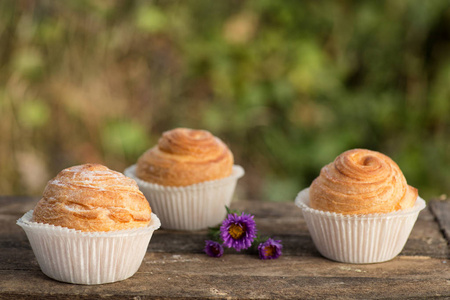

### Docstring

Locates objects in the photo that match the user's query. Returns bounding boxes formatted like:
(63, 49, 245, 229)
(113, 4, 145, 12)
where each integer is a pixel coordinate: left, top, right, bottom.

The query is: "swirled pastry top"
(136, 128, 233, 186)
(32, 164, 152, 232)
(309, 149, 418, 215)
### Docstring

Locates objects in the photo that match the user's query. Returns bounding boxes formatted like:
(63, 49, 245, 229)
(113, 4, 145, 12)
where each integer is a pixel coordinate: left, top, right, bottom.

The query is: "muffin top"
(32, 164, 152, 232)
(309, 149, 417, 214)
(136, 128, 233, 186)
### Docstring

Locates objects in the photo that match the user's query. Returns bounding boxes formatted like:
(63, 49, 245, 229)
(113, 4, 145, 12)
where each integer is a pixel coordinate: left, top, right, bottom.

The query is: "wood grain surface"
(1, 196, 449, 299)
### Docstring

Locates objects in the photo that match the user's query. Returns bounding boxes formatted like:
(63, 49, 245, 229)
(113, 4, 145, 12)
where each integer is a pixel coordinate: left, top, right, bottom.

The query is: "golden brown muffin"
(32, 164, 152, 232)
(309, 149, 417, 214)
(136, 128, 233, 186)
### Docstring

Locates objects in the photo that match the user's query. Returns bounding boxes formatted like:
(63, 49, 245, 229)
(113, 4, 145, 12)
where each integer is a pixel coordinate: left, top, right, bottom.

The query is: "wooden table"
(1, 196, 449, 299)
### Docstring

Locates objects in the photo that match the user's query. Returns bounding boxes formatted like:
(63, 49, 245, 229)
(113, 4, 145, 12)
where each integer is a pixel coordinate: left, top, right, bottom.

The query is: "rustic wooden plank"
(1, 196, 449, 299)
(0, 254, 448, 299)
(0, 196, 39, 215)
(430, 200, 450, 244)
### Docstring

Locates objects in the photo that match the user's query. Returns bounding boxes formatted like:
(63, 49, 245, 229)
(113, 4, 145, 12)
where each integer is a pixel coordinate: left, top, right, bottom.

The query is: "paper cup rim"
(295, 187, 426, 219)
(17, 210, 161, 237)
(124, 164, 245, 192)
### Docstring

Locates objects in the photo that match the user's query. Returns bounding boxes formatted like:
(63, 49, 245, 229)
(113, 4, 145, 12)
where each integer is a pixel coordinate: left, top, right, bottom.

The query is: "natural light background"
(1, 1, 449, 201)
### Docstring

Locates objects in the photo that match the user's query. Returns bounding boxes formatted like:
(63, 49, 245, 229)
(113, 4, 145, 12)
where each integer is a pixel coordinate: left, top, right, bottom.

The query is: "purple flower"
(220, 213, 257, 251)
(204, 240, 224, 257)
(258, 238, 282, 260)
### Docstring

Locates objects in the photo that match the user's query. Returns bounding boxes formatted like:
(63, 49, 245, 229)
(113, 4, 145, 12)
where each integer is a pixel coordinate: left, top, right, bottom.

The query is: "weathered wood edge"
(1, 255, 449, 300)
(429, 200, 450, 245)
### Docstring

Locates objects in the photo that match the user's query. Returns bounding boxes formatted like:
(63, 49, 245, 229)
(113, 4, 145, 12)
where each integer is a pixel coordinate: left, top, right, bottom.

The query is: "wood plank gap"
(429, 200, 450, 247)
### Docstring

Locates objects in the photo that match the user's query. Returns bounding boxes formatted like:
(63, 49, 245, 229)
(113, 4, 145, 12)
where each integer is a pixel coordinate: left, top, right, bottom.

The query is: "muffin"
(136, 127, 234, 186)
(125, 128, 244, 230)
(17, 164, 161, 284)
(295, 149, 426, 263)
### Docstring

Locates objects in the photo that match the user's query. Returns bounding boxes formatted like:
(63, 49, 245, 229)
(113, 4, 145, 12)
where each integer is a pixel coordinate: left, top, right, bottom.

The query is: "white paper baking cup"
(295, 188, 426, 264)
(124, 165, 244, 230)
(17, 210, 160, 284)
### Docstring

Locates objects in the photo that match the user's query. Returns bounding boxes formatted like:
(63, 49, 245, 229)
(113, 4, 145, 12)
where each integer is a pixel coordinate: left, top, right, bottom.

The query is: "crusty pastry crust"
(32, 164, 152, 232)
(310, 149, 418, 214)
(136, 128, 233, 186)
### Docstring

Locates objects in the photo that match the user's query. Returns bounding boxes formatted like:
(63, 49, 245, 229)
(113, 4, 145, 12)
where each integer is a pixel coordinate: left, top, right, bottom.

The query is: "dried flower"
(204, 240, 224, 258)
(220, 212, 257, 251)
(258, 238, 282, 260)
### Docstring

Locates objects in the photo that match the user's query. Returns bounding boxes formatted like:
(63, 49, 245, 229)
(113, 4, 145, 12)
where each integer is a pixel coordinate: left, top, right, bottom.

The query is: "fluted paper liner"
(125, 165, 244, 230)
(17, 211, 160, 284)
(295, 188, 426, 264)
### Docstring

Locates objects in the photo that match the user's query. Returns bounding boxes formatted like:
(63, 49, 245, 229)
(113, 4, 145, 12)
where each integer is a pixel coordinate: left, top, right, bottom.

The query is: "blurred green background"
(0, 0, 449, 201)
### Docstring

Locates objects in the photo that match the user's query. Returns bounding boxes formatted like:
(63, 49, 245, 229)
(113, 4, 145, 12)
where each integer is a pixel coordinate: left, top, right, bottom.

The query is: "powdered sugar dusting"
(49, 164, 140, 192)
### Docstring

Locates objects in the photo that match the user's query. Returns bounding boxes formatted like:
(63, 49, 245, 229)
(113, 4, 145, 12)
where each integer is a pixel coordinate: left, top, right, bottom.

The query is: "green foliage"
(101, 120, 150, 159)
(135, 4, 167, 33)
(0, 0, 449, 200)
(18, 99, 50, 129)
(12, 49, 44, 80)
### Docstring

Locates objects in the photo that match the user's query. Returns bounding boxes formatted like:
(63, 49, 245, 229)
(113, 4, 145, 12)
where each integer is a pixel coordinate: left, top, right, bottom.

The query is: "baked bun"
(136, 128, 233, 186)
(32, 164, 152, 232)
(309, 149, 417, 214)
